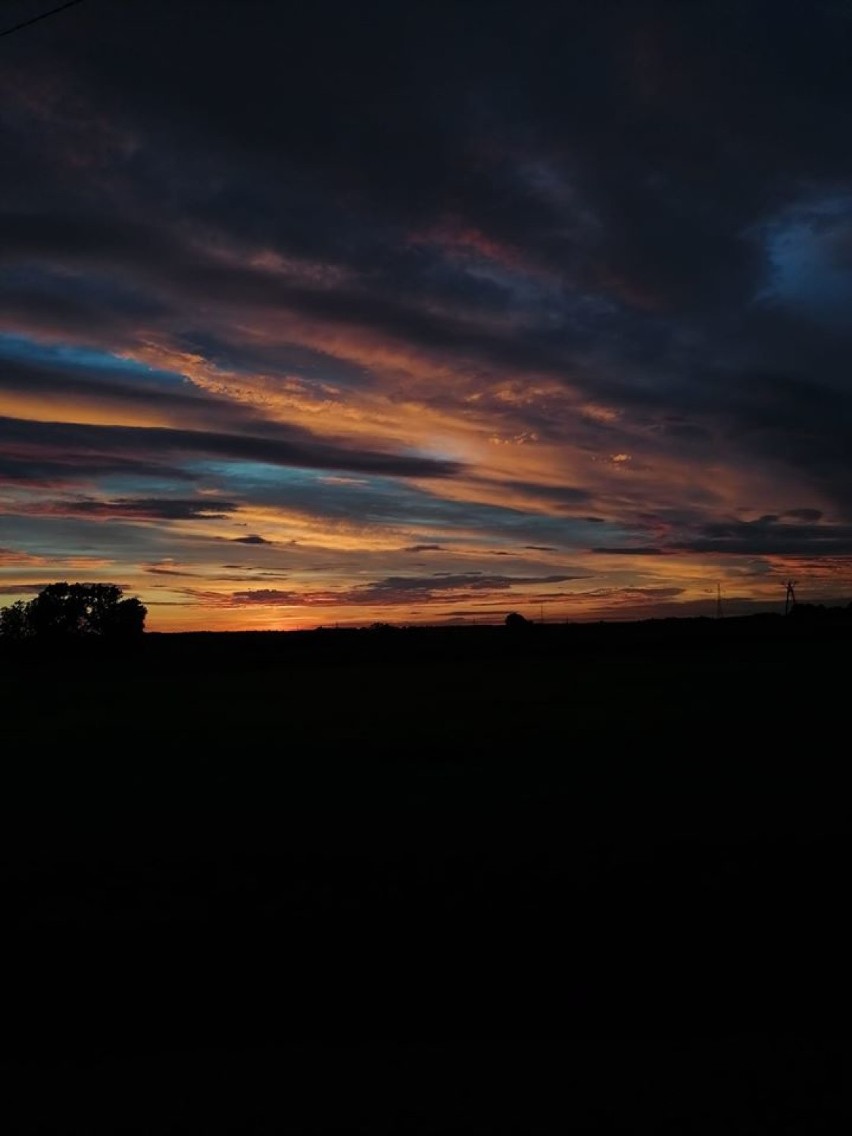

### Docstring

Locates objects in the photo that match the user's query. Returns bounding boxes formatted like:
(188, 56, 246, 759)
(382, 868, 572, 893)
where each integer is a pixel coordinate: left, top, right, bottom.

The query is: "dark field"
(2, 616, 849, 1130)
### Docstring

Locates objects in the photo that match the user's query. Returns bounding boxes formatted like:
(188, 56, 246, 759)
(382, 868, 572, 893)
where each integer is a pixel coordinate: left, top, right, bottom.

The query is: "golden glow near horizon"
(2, 313, 848, 630)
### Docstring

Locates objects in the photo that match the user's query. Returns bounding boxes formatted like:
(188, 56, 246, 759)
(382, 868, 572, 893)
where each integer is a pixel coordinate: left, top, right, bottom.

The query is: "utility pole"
(785, 580, 797, 616)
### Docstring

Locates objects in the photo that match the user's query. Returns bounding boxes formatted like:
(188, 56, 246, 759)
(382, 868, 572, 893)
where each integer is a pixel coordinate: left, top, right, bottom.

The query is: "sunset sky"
(2, 0, 852, 630)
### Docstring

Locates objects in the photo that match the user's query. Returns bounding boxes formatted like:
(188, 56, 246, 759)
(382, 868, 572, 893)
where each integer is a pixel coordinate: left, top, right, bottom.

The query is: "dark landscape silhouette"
(2, 586, 850, 1127)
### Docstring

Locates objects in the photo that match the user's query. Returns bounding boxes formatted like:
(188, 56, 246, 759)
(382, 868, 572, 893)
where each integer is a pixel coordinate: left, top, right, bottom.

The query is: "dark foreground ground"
(1, 616, 850, 1130)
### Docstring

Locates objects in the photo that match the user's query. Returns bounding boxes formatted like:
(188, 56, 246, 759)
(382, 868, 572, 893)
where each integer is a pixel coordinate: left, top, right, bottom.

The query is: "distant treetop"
(505, 611, 531, 630)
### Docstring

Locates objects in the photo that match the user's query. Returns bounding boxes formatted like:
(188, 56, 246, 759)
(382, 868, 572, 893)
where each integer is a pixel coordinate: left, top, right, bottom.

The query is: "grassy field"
(4, 620, 847, 842)
(1, 620, 849, 1081)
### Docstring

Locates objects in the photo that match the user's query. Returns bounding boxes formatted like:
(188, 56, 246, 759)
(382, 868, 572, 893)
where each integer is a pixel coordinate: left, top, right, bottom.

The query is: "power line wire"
(0, 0, 86, 39)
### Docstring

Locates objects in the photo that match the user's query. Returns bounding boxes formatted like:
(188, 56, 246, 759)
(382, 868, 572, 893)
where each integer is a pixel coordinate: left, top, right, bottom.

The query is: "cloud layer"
(2, 0, 852, 628)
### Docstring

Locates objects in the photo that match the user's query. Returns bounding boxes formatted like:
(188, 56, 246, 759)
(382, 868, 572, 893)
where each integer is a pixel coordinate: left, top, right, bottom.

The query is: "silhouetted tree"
(0, 600, 30, 642)
(0, 583, 146, 642)
(104, 596, 148, 638)
(505, 611, 531, 630)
